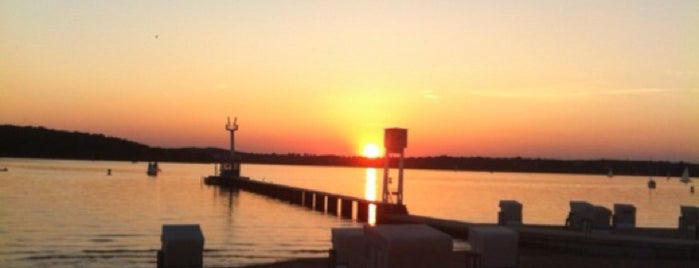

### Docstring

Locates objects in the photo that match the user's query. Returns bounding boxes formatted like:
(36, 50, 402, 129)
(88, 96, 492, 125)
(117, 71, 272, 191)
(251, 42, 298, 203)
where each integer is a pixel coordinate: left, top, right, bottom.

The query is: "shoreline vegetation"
(1, 124, 696, 177)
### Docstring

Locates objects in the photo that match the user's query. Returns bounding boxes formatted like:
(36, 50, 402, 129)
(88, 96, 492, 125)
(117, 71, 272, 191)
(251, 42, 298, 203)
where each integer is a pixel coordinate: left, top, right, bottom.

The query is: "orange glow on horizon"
(2, 1, 697, 162)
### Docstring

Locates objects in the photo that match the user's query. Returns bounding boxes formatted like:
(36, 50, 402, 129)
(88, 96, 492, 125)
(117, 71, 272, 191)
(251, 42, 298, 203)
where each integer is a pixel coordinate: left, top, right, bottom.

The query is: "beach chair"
(364, 224, 452, 268)
(330, 228, 365, 268)
(565, 201, 594, 231)
(158, 224, 204, 268)
(468, 226, 518, 268)
(612, 203, 636, 229)
(678, 206, 699, 232)
(591, 205, 612, 232)
(498, 200, 523, 226)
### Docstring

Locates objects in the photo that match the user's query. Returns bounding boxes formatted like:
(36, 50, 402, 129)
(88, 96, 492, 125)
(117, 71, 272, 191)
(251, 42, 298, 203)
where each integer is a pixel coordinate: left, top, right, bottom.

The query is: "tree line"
(1, 124, 695, 177)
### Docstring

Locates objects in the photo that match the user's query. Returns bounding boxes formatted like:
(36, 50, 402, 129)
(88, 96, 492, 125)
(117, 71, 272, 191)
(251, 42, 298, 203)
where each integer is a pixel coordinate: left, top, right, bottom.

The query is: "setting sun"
(362, 143, 381, 158)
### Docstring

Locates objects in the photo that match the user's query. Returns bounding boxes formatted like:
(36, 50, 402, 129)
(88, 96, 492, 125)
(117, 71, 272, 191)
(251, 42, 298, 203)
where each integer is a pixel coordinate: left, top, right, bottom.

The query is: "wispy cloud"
(420, 89, 440, 100)
(462, 87, 690, 101)
(462, 89, 584, 100)
(595, 88, 679, 96)
(665, 69, 698, 78)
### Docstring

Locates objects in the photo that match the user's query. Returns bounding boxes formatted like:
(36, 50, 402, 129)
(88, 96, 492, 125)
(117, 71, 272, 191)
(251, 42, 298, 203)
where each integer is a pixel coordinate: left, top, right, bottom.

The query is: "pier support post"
(340, 199, 353, 219)
(315, 193, 325, 213)
(292, 189, 303, 206)
(259, 183, 268, 196)
(375, 204, 408, 224)
(327, 196, 338, 216)
(269, 185, 277, 197)
(357, 201, 369, 222)
(273, 186, 283, 200)
(280, 188, 290, 203)
(304, 192, 314, 209)
(285, 188, 293, 202)
(280, 188, 288, 201)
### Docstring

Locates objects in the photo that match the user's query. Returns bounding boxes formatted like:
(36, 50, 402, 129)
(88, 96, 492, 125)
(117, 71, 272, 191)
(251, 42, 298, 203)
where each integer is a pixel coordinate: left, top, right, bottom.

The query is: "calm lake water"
(1, 158, 697, 267)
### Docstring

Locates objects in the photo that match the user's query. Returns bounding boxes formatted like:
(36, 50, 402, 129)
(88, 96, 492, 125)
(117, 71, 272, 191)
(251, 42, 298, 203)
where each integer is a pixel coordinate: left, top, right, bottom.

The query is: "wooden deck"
(385, 214, 699, 259)
(205, 176, 699, 260)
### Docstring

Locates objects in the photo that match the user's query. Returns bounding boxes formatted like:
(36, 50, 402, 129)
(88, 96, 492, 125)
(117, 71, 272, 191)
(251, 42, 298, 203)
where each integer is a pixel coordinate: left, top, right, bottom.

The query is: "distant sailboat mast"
(680, 166, 690, 184)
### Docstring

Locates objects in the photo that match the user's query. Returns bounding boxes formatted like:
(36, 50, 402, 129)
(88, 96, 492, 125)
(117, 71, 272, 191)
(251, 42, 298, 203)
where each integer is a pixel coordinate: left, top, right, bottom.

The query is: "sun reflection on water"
(365, 167, 377, 225)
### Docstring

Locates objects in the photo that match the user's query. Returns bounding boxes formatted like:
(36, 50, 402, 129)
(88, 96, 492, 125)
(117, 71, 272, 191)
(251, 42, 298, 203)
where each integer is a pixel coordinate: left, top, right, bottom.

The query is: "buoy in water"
(107, 169, 112, 176)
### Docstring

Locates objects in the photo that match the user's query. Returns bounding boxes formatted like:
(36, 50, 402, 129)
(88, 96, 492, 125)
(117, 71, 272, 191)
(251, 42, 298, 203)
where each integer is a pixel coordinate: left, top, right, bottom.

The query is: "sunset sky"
(1, 1, 698, 161)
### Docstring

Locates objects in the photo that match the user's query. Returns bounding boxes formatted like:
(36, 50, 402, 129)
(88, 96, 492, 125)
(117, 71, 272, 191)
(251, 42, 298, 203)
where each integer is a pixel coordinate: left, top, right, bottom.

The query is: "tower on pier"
(226, 116, 239, 158)
(219, 117, 241, 178)
(382, 128, 407, 205)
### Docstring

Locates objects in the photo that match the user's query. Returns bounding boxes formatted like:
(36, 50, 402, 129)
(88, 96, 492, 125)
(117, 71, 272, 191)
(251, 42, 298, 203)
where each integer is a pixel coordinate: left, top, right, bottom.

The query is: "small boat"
(679, 166, 691, 184)
(147, 162, 160, 176)
(647, 177, 656, 189)
(0, 167, 8, 172)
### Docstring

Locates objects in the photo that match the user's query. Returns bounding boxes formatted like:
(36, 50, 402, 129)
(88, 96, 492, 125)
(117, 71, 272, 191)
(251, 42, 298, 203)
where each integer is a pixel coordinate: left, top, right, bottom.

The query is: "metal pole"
(382, 152, 390, 203)
(234, 129, 235, 159)
(397, 150, 404, 205)
(226, 117, 238, 159)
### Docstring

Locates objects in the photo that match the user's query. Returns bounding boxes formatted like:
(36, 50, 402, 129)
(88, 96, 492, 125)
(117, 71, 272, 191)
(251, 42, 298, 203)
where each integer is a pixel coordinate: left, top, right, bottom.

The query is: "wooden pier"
(205, 176, 407, 223)
(205, 176, 699, 259)
(385, 214, 699, 260)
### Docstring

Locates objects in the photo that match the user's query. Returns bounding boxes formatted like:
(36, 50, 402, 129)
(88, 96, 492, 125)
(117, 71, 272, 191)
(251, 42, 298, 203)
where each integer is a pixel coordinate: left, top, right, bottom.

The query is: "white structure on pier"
(226, 116, 239, 158)
(219, 116, 241, 177)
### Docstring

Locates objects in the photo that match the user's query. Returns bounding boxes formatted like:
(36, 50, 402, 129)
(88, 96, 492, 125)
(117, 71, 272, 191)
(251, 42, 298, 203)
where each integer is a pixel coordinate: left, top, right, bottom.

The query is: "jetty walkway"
(386, 214, 699, 260)
(206, 177, 407, 223)
(207, 177, 699, 260)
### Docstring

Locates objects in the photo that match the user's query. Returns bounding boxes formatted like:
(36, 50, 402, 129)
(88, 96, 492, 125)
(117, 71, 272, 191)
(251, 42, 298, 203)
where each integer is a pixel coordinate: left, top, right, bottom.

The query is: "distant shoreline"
(1, 124, 697, 177)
